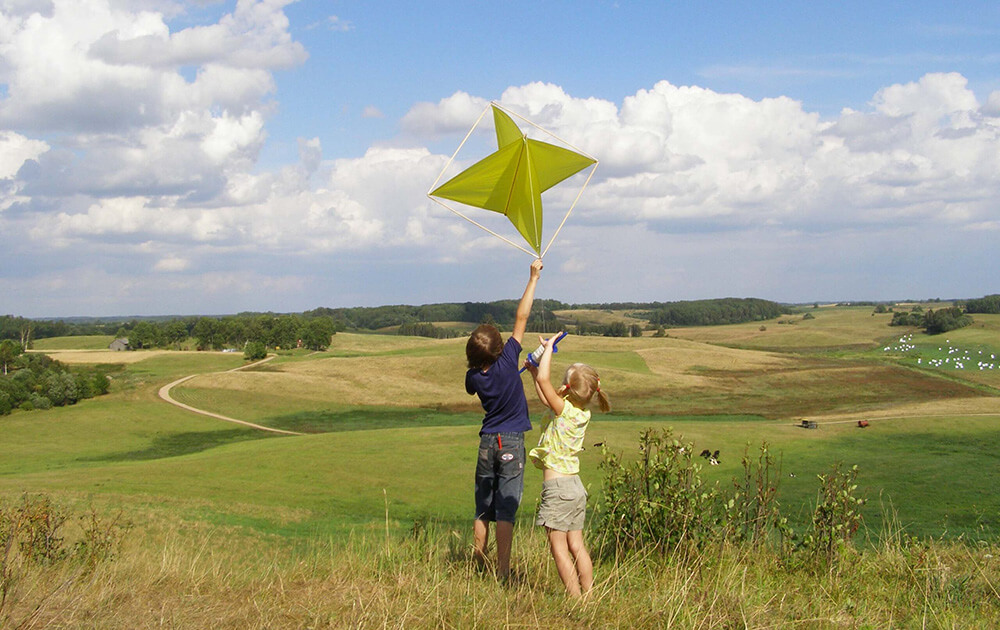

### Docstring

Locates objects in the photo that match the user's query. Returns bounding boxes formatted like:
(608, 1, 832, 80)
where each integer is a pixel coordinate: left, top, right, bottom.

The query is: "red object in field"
(857, 420, 869, 428)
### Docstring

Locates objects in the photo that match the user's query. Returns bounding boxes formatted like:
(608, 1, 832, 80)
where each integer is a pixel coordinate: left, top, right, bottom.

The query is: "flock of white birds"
(883, 334, 997, 371)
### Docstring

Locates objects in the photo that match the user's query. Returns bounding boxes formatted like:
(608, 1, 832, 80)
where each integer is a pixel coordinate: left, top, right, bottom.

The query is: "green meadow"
(3, 305, 1000, 627)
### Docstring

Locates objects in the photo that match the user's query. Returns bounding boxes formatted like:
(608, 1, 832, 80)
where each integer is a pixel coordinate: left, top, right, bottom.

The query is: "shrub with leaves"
(723, 443, 793, 547)
(596, 428, 716, 555)
(803, 463, 864, 563)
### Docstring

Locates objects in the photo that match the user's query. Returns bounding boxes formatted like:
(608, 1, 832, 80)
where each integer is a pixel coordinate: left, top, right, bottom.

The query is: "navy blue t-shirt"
(466, 337, 532, 435)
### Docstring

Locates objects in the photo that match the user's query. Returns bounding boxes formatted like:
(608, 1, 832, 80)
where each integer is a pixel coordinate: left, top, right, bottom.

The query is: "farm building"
(109, 338, 130, 351)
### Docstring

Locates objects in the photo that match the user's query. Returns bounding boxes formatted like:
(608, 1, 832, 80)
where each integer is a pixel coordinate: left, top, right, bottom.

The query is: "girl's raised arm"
(534, 334, 565, 416)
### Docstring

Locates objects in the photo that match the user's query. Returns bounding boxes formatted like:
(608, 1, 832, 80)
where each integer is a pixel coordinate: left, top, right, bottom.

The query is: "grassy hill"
(2, 307, 999, 627)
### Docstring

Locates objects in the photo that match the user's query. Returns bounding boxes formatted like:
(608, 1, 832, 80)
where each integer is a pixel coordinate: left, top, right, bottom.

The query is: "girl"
(524, 333, 610, 597)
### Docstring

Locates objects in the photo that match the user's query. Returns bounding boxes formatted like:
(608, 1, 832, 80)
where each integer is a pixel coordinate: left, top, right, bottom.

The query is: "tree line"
(963, 294, 1000, 314)
(1, 298, 784, 347)
(638, 298, 786, 327)
(0, 343, 111, 415)
(889, 306, 974, 334)
(12, 294, 996, 347)
(123, 314, 339, 352)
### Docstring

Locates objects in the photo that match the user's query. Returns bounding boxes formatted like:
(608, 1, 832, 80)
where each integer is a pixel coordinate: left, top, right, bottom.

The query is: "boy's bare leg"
(567, 530, 593, 595)
(495, 520, 514, 579)
(473, 519, 490, 568)
(546, 528, 582, 597)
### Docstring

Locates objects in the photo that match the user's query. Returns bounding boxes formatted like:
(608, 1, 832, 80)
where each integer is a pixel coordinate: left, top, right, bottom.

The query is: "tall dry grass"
(4, 504, 999, 629)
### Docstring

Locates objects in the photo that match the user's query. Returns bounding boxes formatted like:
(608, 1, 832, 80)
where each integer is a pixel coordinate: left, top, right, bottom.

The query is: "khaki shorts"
(535, 475, 587, 531)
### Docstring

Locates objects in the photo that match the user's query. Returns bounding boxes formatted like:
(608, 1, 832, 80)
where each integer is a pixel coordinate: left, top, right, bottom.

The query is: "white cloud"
(0, 0, 294, 205)
(153, 254, 190, 272)
(325, 15, 352, 32)
(0, 130, 47, 178)
(400, 91, 490, 136)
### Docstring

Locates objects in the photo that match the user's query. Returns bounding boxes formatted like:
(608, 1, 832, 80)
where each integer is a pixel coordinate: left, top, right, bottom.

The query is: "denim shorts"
(474, 432, 525, 523)
(535, 475, 588, 531)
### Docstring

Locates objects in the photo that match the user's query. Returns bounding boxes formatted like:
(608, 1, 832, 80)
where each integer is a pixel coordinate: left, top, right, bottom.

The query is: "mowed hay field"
(3, 306, 1000, 627)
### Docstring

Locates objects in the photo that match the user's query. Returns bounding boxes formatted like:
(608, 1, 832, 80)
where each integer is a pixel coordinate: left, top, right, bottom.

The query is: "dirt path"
(158, 355, 304, 436)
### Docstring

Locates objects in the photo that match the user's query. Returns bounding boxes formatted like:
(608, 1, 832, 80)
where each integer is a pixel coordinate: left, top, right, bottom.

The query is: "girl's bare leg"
(546, 528, 582, 597)
(567, 530, 593, 594)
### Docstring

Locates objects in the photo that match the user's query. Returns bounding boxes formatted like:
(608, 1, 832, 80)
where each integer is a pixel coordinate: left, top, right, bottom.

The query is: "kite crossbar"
(426, 102, 493, 195)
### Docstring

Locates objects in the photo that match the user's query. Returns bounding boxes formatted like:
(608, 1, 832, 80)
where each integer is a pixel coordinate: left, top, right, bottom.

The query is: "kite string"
(541, 161, 598, 259)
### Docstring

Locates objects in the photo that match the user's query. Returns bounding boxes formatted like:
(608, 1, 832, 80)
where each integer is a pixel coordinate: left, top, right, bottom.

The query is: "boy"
(465, 258, 543, 580)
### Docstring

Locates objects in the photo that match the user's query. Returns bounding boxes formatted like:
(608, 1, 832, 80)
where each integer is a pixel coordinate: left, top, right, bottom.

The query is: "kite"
(427, 102, 598, 257)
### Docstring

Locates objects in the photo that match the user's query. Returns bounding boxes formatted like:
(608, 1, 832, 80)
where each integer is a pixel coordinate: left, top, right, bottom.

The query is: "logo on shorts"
(501, 453, 514, 462)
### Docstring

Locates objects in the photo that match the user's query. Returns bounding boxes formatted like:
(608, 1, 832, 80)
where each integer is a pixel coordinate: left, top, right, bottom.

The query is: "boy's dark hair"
(466, 324, 503, 370)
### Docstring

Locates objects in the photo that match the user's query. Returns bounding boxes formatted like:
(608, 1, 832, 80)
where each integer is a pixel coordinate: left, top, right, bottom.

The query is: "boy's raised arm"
(511, 258, 543, 344)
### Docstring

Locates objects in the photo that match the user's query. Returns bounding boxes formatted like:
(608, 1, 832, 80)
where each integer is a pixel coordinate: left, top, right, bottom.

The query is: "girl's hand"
(523, 361, 538, 376)
(541, 332, 562, 351)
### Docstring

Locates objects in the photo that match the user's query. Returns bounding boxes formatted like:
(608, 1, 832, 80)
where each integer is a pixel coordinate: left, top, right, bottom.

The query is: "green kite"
(427, 103, 598, 257)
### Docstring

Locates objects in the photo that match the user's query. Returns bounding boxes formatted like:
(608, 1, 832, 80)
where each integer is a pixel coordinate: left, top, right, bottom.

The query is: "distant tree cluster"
(963, 294, 1000, 314)
(640, 298, 786, 327)
(112, 314, 338, 352)
(0, 351, 111, 415)
(890, 306, 973, 334)
(396, 322, 465, 339)
(573, 321, 644, 337)
(922, 307, 974, 334)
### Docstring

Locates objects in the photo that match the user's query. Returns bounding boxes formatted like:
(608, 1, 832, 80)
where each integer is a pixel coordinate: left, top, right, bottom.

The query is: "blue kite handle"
(519, 331, 569, 373)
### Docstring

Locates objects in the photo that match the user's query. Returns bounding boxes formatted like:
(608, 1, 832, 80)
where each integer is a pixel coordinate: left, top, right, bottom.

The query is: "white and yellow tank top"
(529, 398, 590, 474)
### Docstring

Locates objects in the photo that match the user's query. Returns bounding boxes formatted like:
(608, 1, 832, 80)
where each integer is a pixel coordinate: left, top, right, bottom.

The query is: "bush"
(244, 341, 267, 361)
(890, 311, 922, 327)
(803, 464, 864, 563)
(29, 394, 52, 410)
(596, 429, 715, 555)
(603, 322, 629, 337)
(597, 429, 863, 568)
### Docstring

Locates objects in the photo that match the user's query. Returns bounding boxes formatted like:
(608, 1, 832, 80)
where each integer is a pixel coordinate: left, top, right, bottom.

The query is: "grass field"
(3, 307, 1000, 627)
(29, 334, 116, 350)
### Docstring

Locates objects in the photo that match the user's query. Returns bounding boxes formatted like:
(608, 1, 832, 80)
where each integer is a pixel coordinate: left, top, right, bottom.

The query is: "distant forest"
(2, 295, 993, 346)
(964, 294, 1000, 314)
(0, 297, 784, 347)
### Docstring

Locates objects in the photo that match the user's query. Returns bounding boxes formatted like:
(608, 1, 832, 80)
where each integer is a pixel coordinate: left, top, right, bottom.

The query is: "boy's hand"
(530, 258, 543, 279)
(523, 361, 538, 377)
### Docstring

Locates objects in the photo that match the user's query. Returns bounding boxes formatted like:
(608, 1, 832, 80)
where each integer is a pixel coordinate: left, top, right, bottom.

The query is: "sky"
(2, 0, 999, 318)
